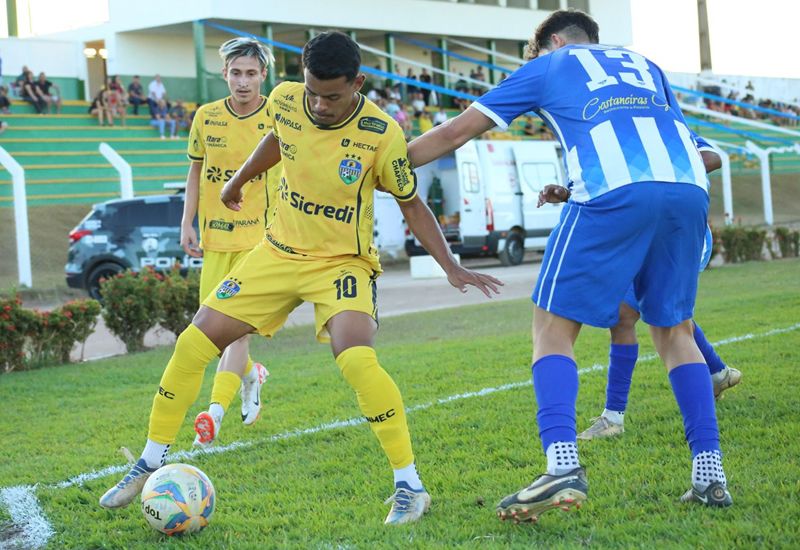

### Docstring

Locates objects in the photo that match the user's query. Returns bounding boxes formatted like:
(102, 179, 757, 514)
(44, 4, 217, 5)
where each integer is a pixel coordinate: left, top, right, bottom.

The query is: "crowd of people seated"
(87, 74, 192, 137)
(698, 81, 800, 128)
(362, 64, 551, 141)
(8, 65, 62, 114)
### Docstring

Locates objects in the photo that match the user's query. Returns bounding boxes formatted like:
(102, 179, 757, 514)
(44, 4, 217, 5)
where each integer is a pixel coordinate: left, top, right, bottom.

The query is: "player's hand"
(180, 225, 203, 257)
(537, 185, 570, 207)
(446, 265, 504, 298)
(221, 179, 244, 211)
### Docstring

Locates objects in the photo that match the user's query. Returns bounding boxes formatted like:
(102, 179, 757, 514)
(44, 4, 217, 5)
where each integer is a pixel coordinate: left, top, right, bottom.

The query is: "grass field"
(1, 259, 799, 548)
(1, 173, 799, 294)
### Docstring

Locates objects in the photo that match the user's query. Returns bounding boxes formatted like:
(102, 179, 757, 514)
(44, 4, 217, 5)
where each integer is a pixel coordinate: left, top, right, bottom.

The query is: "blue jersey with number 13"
(473, 44, 709, 203)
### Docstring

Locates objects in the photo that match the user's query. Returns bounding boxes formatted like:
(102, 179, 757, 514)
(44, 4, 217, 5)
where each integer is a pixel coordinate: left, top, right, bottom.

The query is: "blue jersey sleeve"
(692, 131, 715, 152)
(473, 56, 550, 129)
(656, 65, 694, 129)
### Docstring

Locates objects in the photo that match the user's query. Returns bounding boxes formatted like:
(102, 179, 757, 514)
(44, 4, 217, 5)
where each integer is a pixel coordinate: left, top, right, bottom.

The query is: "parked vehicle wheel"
(499, 231, 524, 266)
(86, 262, 124, 301)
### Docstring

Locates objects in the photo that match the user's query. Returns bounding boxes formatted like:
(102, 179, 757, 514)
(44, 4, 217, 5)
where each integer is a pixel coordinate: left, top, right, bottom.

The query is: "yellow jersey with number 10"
(187, 96, 280, 252)
(265, 81, 417, 272)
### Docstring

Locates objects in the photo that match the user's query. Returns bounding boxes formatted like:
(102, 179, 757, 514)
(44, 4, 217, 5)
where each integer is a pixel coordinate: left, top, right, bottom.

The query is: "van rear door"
(511, 141, 565, 249)
(454, 140, 488, 243)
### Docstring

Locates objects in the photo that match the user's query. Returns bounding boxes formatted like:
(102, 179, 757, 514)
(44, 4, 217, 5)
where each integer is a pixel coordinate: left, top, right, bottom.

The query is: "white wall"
(50, 0, 631, 45)
(109, 33, 196, 77)
(0, 37, 84, 78)
(592, 0, 633, 46)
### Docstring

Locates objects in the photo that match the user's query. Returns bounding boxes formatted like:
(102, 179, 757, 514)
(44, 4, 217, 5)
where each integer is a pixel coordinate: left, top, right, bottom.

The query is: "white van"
(402, 139, 565, 265)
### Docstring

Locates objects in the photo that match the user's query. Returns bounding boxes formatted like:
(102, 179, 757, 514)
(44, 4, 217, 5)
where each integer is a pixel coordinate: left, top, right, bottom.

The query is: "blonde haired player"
(181, 37, 277, 446)
(100, 31, 502, 525)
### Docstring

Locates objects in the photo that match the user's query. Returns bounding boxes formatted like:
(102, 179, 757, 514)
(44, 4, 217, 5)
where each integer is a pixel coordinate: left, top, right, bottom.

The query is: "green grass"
(1, 259, 799, 548)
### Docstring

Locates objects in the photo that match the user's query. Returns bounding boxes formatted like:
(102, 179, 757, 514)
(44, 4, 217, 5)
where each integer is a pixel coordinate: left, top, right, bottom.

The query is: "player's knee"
(335, 345, 379, 385)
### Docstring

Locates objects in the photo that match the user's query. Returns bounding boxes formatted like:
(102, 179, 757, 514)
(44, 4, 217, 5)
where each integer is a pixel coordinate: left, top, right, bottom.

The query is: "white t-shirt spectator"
(411, 97, 426, 113)
(433, 110, 448, 126)
(148, 79, 167, 101)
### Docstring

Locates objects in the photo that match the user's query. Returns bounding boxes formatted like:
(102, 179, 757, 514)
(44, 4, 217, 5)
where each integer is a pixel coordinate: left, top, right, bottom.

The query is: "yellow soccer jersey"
(187, 96, 280, 252)
(266, 82, 417, 271)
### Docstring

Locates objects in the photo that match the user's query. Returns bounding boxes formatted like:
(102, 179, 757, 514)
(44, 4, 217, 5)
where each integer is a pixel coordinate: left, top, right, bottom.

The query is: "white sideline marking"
(1, 323, 797, 549)
(0, 486, 54, 550)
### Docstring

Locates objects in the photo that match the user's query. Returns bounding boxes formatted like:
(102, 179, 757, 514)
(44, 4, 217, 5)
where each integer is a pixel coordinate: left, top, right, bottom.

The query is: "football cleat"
(241, 363, 269, 425)
(680, 481, 733, 507)
(193, 410, 221, 447)
(713, 367, 741, 399)
(577, 416, 624, 440)
(99, 458, 157, 509)
(497, 467, 588, 523)
(384, 482, 432, 525)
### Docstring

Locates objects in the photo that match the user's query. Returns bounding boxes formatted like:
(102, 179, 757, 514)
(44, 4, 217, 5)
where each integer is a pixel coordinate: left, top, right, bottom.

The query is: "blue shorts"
(532, 182, 709, 328)
(622, 224, 713, 313)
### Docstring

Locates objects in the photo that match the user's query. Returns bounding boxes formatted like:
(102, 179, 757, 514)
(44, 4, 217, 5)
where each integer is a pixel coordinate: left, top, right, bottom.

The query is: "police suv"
(65, 192, 202, 300)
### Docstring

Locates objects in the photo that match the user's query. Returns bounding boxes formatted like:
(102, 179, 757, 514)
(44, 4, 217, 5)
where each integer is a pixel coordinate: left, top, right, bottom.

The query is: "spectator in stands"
(383, 96, 401, 118)
(432, 105, 448, 126)
(393, 103, 412, 140)
(0, 120, 7, 135)
(470, 66, 486, 96)
(105, 77, 127, 127)
(369, 64, 385, 97)
(419, 68, 432, 105)
(169, 99, 190, 136)
(0, 52, 3, 88)
(34, 72, 62, 114)
(416, 110, 433, 134)
(454, 73, 469, 94)
(387, 83, 402, 102)
(150, 98, 176, 139)
(127, 75, 147, 115)
(147, 74, 169, 115)
(0, 86, 10, 114)
(405, 67, 418, 101)
(89, 86, 111, 126)
(11, 65, 29, 97)
(410, 92, 426, 115)
(20, 71, 46, 114)
(109, 75, 128, 104)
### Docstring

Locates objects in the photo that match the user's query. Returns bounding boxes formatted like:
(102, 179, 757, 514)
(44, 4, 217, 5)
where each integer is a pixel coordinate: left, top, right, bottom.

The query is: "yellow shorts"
(202, 241, 379, 342)
(199, 249, 253, 302)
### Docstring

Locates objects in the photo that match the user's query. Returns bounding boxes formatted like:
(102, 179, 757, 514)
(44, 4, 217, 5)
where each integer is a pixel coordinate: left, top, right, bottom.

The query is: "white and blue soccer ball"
(140, 463, 215, 536)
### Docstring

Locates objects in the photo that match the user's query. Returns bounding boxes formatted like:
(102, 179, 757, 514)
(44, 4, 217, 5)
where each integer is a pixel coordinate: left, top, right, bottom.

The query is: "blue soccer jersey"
(474, 44, 710, 203)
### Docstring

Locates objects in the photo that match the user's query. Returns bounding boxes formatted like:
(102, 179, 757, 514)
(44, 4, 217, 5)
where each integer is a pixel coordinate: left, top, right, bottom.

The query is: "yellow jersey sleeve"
(187, 109, 205, 161)
(374, 128, 417, 202)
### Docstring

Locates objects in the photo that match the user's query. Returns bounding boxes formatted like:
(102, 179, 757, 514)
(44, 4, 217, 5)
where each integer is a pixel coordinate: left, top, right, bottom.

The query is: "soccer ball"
(140, 463, 215, 536)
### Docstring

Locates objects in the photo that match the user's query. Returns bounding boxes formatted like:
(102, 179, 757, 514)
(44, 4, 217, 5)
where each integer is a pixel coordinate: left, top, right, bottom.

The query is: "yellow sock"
(148, 324, 220, 444)
(243, 356, 254, 376)
(210, 371, 242, 413)
(335, 346, 414, 469)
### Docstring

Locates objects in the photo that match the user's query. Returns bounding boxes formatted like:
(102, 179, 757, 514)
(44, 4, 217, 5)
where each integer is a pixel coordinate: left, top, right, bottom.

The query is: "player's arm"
(701, 150, 721, 173)
(407, 107, 496, 168)
(398, 196, 502, 298)
(692, 133, 722, 174)
(180, 161, 203, 257)
(221, 132, 280, 211)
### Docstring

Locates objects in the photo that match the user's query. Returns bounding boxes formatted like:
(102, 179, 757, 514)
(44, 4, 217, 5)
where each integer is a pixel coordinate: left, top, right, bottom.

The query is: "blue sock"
(668, 363, 720, 457)
(693, 322, 726, 375)
(605, 344, 638, 413)
(532, 355, 578, 452)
